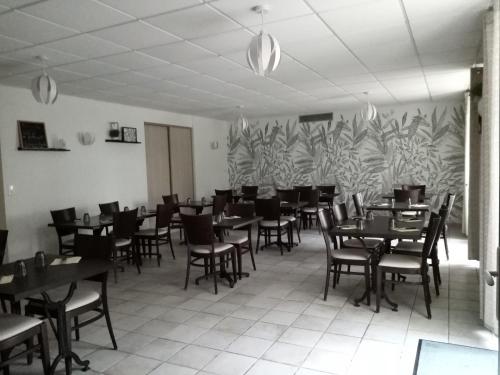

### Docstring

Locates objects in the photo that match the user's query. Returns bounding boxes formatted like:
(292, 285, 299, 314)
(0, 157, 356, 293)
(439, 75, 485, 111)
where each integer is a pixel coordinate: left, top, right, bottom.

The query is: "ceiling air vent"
(298, 112, 333, 123)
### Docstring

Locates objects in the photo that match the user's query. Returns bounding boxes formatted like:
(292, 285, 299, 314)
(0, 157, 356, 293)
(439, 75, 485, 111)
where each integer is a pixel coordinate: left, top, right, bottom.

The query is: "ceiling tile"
(140, 41, 216, 63)
(420, 47, 476, 66)
(56, 59, 125, 76)
(145, 4, 241, 39)
(0, 55, 41, 77)
(338, 80, 386, 94)
(59, 76, 124, 91)
(136, 63, 196, 80)
(382, 76, 428, 92)
(21, 0, 134, 32)
(306, 0, 384, 13)
(0, 72, 32, 87)
(43, 34, 129, 59)
(1, 45, 83, 66)
(104, 71, 157, 85)
(354, 41, 419, 71)
(0, 10, 76, 44)
(270, 56, 321, 84)
(91, 21, 180, 50)
(18, 66, 89, 83)
(98, 0, 202, 18)
(0, 34, 32, 53)
(98, 51, 165, 70)
(0, 0, 40, 8)
(191, 28, 254, 55)
(179, 56, 246, 76)
(211, 0, 312, 27)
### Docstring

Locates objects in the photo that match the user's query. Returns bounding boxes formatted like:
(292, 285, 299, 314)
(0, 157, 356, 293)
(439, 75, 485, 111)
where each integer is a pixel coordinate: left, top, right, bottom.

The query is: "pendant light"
(236, 105, 249, 130)
(247, 5, 281, 76)
(31, 56, 58, 105)
(360, 92, 377, 121)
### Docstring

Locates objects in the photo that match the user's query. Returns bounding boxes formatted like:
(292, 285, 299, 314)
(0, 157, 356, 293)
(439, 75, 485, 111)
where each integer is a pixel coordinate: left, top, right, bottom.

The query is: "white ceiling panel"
(136, 63, 196, 80)
(382, 76, 428, 92)
(22, 0, 134, 32)
(420, 47, 476, 66)
(98, 51, 165, 70)
(91, 21, 180, 50)
(270, 57, 321, 84)
(354, 41, 419, 71)
(0, 0, 39, 8)
(145, 4, 241, 39)
(60, 77, 124, 91)
(57, 59, 125, 77)
(0, 10, 76, 44)
(211, 0, 312, 27)
(141, 41, 216, 63)
(192, 28, 254, 55)
(306, 0, 385, 13)
(0, 56, 40, 77)
(43, 34, 129, 59)
(0, 34, 32, 53)
(339, 80, 386, 95)
(179, 56, 246, 76)
(1, 45, 83, 66)
(98, 0, 202, 19)
(104, 71, 157, 86)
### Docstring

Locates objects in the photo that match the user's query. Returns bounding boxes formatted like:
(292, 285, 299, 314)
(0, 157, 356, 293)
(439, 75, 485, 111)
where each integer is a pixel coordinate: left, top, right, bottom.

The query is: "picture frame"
(18, 121, 48, 149)
(121, 126, 137, 142)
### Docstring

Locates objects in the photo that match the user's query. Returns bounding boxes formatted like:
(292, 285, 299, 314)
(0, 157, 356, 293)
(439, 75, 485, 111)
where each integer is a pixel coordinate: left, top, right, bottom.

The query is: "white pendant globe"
(360, 101, 377, 121)
(247, 31, 281, 76)
(31, 73, 58, 104)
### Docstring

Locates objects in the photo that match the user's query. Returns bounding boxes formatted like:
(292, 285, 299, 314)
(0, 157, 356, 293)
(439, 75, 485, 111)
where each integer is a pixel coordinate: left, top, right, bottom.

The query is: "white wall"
(0, 85, 228, 261)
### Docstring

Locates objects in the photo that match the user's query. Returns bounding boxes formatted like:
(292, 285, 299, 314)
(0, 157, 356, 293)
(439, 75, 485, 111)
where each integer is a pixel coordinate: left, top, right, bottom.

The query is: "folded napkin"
(392, 227, 419, 232)
(50, 256, 82, 266)
(0, 275, 14, 284)
(337, 225, 357, 230)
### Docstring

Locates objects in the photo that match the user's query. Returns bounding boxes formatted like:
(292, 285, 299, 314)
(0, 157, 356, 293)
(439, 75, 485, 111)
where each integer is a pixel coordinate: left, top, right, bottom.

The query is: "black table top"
(48, 211, 156, 230)
(330, 216, 425, 240)
(319, 193, 340, 200)
(178, 200, 213, 208)
(365, 202, 430, 212)
(213, 216, 262, 230)
(0, 256, 113, 302)
(281, 201, 308, 210)
(381, 194, 431, 201)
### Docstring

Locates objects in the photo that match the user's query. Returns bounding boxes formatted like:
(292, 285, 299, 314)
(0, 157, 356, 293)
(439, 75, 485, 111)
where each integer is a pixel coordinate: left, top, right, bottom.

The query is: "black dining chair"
(293, 185, 312, 193)
(301, 189, 321, 230)
(112, 209, 141, 282)
(441, 193, 456, 260)
(352, 192, 365, 217)
(212, 195, 227, 217)
(376, 213, 442, 319)
(255, 198, 290, 255)
(25, 234, 117, 350)
(215, 189, 233, 204)
(163, 194, 184, 240)
(181, 214, 237, 294)
(402, 184, 426, 202)
(241, 186, 258, 202)
(394, 189, 420, 204)
(225, 203, 257, 278)
(135, 203, 175, 265)
(99, 201, 120, 215)
(50, 207, 77, 255)
(277, 190, 301, 243)
(318, 209, 371, 304)
(317, 185, 336, 212)
(0, 315, 50, 375)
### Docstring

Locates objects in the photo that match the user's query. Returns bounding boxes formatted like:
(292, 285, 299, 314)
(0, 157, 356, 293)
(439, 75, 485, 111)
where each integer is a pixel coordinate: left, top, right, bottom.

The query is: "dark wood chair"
(215, 189, 233, 204)
(135, 203, 175, 265)
(255, 198, 290, 255)
(0, 315, 50, 375)
(181, 214, 237, 294)
(112, 209, 141, 282)
(394, 188, 420, 204)
(441, 193, 456, 260)
(301, 189, 321, 230)
(402, 184, 426, 202)
(376, 213, 442, 319)
(212, 195, 227, 217)
(98, 201, 120, 215)
(293, 185, 312, 194)
(163, 194, 184, 240)
(317, 185, 336, 211)
(393, 206, 448, 295)
(352, 192, 365, 217)
(50, 207, 77, 255)
(318, 209, 371, 304)
(241, 186, 258, 202)
(26, 234, 117, 351)
(277, 190, 301, 243)
(225, 203, 257, 278)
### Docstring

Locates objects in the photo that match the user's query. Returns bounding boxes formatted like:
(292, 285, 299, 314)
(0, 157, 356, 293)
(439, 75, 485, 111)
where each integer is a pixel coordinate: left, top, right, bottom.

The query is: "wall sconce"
(210, 141, 219, 150)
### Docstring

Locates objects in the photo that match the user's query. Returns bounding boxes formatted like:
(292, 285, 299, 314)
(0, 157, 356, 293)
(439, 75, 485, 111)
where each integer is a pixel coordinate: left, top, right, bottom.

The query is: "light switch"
(8, 185, 14, 196)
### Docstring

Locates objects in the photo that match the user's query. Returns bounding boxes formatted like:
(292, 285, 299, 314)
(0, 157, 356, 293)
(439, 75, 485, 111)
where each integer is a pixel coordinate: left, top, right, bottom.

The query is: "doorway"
(144, 123, 194, 206)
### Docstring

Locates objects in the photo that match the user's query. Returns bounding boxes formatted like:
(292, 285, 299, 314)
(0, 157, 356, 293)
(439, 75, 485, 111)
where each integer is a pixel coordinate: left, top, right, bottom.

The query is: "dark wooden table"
(319, 192, 340, 201)
(178, 200, 213, 215)
(329, 216, 426, 306)
(365, 202, 430, 212)
(0, 256, 114, 374)
(280, 201, 308, 210)
(381, 193, 431, 201)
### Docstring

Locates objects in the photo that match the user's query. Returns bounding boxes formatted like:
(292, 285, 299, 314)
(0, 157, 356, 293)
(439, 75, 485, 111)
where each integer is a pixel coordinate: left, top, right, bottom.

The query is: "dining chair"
(25, 234, 117, 351)
(112, 208, 141, 282)
(225, 203, 257, 278)
(293, 185, 312, 193)
(441, 193, 456, 260)
(394, 188, 420, 204)
(402, 184, 426, 202)
(241, 186, 258, 202)
(376, 213, 442, 319)
(135, 203, 175, 265)
(301, 189, 321, 230)
(215, 189, 233, 204)
(181, 214, 237, 294)
(212, 195, 227, 217)
(50, 207, 77, 255)
(163, 194, 184, 240)
(352, 192, 365, 217)
(393, 206, 448, 295)
(99, 201, 120, 215)
(277, 190, 301, 243)
(255, 198, 290, 255)
(318, 209, 371, 304)
(0, 315, 50, 375)
(317, 185, 336, 212)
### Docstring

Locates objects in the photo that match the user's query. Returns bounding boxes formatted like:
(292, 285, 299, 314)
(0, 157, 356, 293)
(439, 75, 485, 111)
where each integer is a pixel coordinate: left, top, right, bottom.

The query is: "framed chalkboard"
(18, 121, 48, 149)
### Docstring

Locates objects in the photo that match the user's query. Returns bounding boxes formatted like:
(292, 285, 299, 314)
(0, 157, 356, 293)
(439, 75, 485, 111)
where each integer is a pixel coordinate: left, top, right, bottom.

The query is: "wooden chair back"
(317, 185, 336, 195)
(444, 193, 456, 222)
(394, 189, 420, 203)
(212, 195, 227, 216)
(50, 207, 77, 238)
(112, 208, 138, 239)
(318, 209, 335, 259)
(255, 198, 281, 221)
(421, 213, 442, 265)
(402, 184, 426, 202)
(332, 203, 349, 224)
(156, 203, 174, 229)
(352, 193, 364, 216)
(163, 194, 180, 213)
(241, 185, 258, 198)
(215, 189, 233, 203)
(74, 233, 113, 282)
(293, 186, 312, 196)
(227, 203, 255, 217)
(181, 214, 214, 246)
(277, 190, 299, 203)
(0, 230, 7, 266)
(99, 201, 120, 215)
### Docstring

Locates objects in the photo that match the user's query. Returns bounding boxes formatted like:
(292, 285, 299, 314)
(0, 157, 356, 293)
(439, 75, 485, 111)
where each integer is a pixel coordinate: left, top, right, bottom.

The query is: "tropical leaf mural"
(227, 104, 465, 223)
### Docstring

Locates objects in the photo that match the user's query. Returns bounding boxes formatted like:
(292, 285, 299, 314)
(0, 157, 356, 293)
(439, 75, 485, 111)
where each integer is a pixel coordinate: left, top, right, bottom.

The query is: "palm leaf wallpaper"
(227, 103, 465, 223)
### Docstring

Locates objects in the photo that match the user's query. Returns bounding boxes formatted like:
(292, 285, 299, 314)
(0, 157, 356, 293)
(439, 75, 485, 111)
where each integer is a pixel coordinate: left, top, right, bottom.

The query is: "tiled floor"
(10, 225, 498, 374)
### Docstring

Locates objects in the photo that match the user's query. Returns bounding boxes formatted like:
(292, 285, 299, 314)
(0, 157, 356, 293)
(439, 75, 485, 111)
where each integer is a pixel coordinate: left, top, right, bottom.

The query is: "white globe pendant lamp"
(247, 5, 281, 76)
(360, 92, 377, 121)
(236, 105, 249, 131)
(31, 56, 58, 105)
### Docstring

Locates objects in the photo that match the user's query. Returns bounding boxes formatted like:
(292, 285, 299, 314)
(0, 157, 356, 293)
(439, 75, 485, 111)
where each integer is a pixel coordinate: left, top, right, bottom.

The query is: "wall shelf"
(105, 139, 141, 144)
(18, 147, 70, 151)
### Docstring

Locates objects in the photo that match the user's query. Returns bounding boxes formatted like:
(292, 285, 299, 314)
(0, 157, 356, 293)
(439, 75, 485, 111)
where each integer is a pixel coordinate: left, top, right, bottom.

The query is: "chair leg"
(256, 228, 261, 254)
(324, 266, 330, 301)
(74, 317, 79, 341)
(39, 322, 50, 375)
(249, 240, 256, 271)
(364, 263, 371, 305)
(332, 264, 337, 288)
(204, 258, 209, 280)
(236, 246, 242, 280)
(133, 242, 141, 274)
(184, 253, 191, 290)
(168, 230, 176, 259)
(443, 226, 449, 261)
(422, 272, 432, 319)
(155, 238, 161, 267)
(295, 221, 301, 243)
(211, 255, 218, 295)
(278, 229, 283, 256)
(102, 296, 118, 350)
(26, 338, 34, 364)
(391, 273, 396, 291)
(376, 268, 382, 313)
(112, 246, 118, 283)
(432, 259, 440, 296)
(231, 251, 238, 284)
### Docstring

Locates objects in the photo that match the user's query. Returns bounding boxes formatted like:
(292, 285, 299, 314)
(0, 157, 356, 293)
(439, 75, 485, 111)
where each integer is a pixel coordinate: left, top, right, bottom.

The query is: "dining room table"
(364, 201, 430, 212)
(0, 255, 114, 374)
(381, 193, 432, 201)
(329, 215, 426, 307)
(178, 199, 213, 215)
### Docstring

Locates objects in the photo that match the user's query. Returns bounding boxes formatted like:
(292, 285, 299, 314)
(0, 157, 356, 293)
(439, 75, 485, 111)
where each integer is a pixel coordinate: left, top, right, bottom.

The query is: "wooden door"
(169, 126, 194, 201)
(144, 124, 170, 207)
